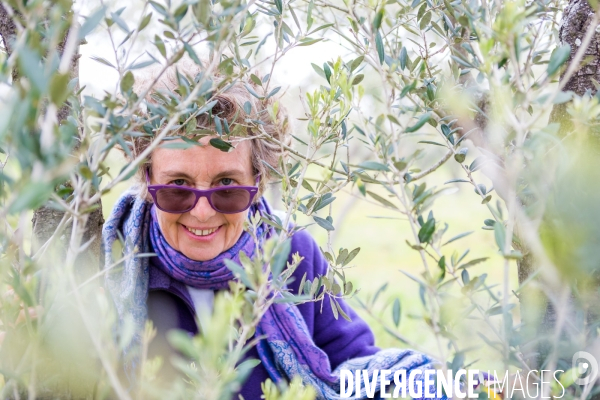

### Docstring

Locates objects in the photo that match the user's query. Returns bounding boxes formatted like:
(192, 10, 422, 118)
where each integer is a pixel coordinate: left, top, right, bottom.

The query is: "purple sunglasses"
(146, 168, 259, 214)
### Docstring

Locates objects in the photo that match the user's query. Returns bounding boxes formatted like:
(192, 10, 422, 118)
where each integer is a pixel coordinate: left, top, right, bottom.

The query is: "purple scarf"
(149, 199, 272, 290)
(103, 191, 445, 399)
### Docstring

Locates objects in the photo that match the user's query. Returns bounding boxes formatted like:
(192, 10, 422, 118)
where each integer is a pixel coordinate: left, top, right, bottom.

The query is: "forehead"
(151, 137, 253, 178)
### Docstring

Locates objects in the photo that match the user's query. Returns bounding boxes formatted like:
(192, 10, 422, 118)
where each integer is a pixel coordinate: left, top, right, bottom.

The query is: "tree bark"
(0, 3, 104, 269)
(515, 0, 600, 374)
(550, 0, 600, 127)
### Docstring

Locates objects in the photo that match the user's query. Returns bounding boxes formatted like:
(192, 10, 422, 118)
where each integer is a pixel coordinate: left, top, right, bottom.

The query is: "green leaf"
(90, 56, 116, 69)
(274, 0, 283, 14)
(373, 8, 384, 30)
(336, 301, 351, 321)
(352, 74, 364, 85)
(297, 38, 323, 46)
(213, 116, 222, 135)
(469, 156, 486, 172)
(311, 63, 326, 79)
(323, 62, 332, 83)
(487, 304, 515, 316)
(18, 47, 45, 91)
(399, 47, 408, 70)
(251, 74, 262, 86)
(149, 1, 169, 16)
(313, 194, 336, 211)
(198, 100, 218, 114)
(461, 269, 470, 284)
(358, 161, 389, 171)
(343, 247, 360, 266)
(267, 86, 281, 98)
(494, 223, 506, 251)
(547, 44, 571, 76)
(209, 138, 234, 152)
(406, 112, 431, 133)
(451, 352, 465, 371)
(437, 255, 446, 281)
(418, 140, 445, 147)
(350, 55, 364, 72)
(417, 2, 427, 19)
(8, 181, 53, 214)
(138, 13, 152, 32)
(419, 11, 431, 29)
(457, 257, 489, 269)
(160, 142, 195, 150)
(454, 147, 468, 163)
(392, 298, 401, 327)
(245, 83, 264, 99)
(184, 43, 201, 65)
(307, 23, 334, 35)
(194, 0, 211, 25)
(111, 12, 130, 32)
(271, 239, 291, 278)
(173, 4, 189, 22)
(553, 91, 573, 104)
(418, 218, 435, 243)
(375, 31, 385, 64)
(243, 101, 252, 115)
(367, 191, 397, 209)
(79, 7, 106, 39)
(313, 216, 335, 231)
(301, 179, 314, 192)
(444, 179, 470, 184)
(49, 73, 71, 105)
(400, 80, 416, 97)
(120, 71, 135, 93)
(307, 0, 314, 30)
(393, 160, 407, 170)
(224, 259, 254, 288)
(442, 231, 473, 246)
(504, 250, 523, 260)
(128, 60, 156, 70)
(330, 297, 339, 319)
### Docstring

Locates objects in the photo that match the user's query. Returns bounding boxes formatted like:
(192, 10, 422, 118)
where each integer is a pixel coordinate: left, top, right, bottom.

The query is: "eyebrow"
(159, 171, 196, 181)
(212, 169, 247, 180)
(159, 169, 247, 181)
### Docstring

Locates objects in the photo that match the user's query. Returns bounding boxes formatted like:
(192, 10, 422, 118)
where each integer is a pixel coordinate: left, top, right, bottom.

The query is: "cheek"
(157, 210, 181, 237)
(224, 213, 247, 237)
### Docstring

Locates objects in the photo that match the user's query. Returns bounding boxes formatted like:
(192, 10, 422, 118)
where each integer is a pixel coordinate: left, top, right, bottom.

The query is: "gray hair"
(125, 60, 291, 200)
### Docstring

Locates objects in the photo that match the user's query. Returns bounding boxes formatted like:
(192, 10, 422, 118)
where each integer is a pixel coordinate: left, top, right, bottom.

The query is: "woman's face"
(149, 136, 255, 261)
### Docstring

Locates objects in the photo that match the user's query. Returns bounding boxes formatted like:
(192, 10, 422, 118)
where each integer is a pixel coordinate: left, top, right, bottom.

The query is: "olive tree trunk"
(0, 3, 104, 268)
(516, 0, 600, 373)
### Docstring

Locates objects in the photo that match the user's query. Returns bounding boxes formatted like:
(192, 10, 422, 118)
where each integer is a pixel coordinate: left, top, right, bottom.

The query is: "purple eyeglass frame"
(145, 168, 260, 214)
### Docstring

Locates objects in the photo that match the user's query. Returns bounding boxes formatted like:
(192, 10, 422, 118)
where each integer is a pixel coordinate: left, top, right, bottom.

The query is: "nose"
(188, 195, 217, 221)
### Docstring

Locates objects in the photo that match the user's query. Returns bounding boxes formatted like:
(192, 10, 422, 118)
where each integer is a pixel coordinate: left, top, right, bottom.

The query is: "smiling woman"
(101, 62, 446, 400)
(148, 138, 257, 261)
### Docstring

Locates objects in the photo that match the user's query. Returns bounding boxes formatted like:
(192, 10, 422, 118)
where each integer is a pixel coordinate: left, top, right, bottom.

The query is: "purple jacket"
(146, 229, 379, 399)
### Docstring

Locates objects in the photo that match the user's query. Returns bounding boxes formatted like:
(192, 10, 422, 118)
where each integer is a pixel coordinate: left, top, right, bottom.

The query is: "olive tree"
(1, 0, 600, 398)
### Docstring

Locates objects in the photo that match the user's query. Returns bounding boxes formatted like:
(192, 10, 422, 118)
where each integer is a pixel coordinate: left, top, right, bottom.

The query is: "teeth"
(186, 226, 217, 236)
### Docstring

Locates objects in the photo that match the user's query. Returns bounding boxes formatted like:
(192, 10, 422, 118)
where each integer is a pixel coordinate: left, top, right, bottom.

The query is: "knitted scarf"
(102, 190, 447, 400)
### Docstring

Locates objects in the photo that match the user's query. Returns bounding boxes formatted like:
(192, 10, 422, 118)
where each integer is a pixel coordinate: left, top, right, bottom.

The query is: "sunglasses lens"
(211, 188, 252, 213)
(155, 188, 197, 213)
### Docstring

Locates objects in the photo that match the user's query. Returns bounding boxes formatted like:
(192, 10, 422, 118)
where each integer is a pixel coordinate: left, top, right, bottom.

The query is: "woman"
(102, 64, 445, 399)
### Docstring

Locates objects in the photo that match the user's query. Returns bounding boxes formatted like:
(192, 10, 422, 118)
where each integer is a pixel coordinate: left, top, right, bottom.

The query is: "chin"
(182, 247, 221, 261)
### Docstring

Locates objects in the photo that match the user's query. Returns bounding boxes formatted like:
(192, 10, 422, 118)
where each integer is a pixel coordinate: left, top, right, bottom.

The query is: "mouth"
(183, 224, 220, 237)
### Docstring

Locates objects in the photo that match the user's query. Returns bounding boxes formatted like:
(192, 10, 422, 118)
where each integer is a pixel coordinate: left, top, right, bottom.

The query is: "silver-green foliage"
(1, 0, 599, 398)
